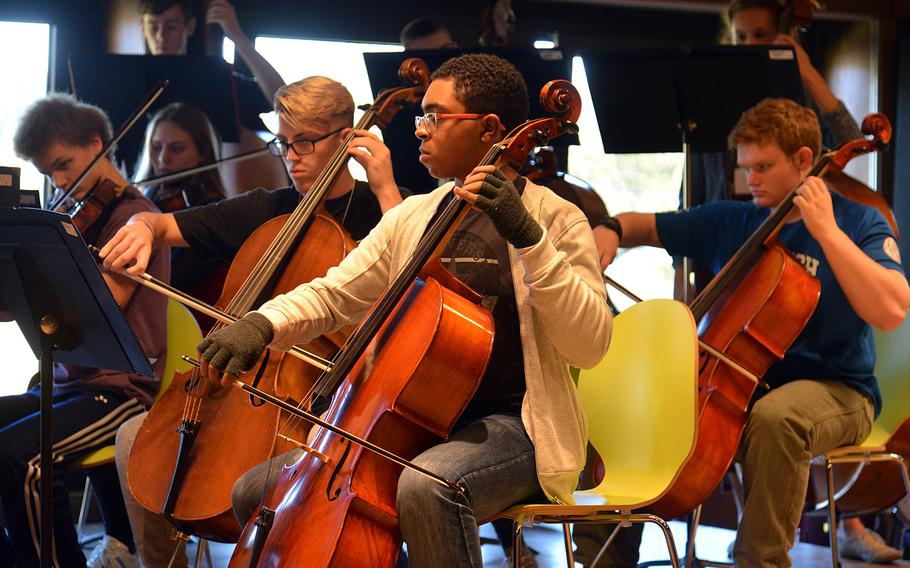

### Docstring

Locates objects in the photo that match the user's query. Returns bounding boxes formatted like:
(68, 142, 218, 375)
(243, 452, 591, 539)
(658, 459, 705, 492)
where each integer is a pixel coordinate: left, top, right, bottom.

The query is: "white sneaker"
(86, 535, 140, 568)
(838, 527, 902, 563)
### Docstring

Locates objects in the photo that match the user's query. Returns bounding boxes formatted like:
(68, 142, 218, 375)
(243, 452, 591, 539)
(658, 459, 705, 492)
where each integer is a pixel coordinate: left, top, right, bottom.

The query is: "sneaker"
(838, 527, 902, 563)
(86, 535, 140, 568)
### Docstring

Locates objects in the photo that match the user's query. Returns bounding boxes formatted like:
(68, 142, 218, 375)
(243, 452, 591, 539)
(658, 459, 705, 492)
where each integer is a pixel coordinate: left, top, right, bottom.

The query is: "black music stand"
(0, 208, 154, 568)
(583, 44, 803, 304)
(364, 48, 579, 193)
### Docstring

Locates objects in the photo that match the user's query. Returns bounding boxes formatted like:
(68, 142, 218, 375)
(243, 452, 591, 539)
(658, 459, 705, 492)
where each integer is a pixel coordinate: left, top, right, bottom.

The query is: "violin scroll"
(397, 57, 431, 88)
(372, 58, 431, 129)
(861, 112, 892, 147)
(830, 112, 892, 170)
(499, 80, 581, 169)
(539, 79, 582, 123)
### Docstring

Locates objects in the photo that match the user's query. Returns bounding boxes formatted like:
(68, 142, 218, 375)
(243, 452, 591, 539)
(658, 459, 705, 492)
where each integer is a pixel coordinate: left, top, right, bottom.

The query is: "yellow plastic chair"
(72, 299, 202, 542)
(819, 316, 910, 565)
(490, 299, 699, 568)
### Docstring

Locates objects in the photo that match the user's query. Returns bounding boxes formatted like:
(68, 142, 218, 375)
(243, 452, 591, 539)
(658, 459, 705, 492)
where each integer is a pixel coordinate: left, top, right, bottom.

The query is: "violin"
(144, 175, 225, 213)
(227, 79, 582, 568)
(53, 177, 126, 235)
(646, 113, 893, 520)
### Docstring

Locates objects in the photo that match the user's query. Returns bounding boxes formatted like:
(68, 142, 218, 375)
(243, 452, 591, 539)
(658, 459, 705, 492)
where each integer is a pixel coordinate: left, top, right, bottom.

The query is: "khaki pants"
(573, 379, 873, 568)
(734, 379, 873, 568)
(116, 412, 189, 568)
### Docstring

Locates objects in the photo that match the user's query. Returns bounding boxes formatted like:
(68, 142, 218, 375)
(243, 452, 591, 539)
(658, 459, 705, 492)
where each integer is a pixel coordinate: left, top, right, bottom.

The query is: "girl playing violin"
(134, 102, 230, 331)
(196, 53, 612, 567)
(599, 98, 908, 568)
(3, 93, 169, 568)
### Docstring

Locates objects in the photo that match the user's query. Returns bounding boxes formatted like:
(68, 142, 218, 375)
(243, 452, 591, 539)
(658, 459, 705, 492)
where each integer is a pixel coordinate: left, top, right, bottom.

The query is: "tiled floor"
(82, 520, 908, 567)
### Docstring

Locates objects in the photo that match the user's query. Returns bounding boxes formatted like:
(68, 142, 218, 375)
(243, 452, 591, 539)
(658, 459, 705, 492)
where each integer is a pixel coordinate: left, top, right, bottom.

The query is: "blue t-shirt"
(655, 193, 904, 416)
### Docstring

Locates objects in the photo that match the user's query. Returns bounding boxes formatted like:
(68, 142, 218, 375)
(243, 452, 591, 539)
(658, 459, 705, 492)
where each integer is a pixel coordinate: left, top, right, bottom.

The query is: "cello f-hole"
(247, 351, 271, 407)
(326, 437, 352, 502)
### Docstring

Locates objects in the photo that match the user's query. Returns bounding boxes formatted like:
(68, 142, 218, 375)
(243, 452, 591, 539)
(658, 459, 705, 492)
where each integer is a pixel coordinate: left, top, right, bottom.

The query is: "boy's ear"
(479, 114, 505, 143)
(795, 146, 814, 172)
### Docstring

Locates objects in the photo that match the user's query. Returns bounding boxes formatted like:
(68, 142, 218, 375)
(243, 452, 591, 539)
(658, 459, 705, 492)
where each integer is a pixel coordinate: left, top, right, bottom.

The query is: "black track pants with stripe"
(0, 387, 144, 568)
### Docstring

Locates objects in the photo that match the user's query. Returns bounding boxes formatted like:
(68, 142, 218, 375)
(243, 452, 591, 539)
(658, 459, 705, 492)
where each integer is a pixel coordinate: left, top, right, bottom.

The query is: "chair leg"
(76, 476, 92, 543)
(826, 459, 839, 568)
(195, 537, 212, 568)
(590, 522, 623, 568)
(563, 524, 576, 567)
(649, 516, 681, 568)
(512, 520, 523, 568)
(685, 506, 701, 568)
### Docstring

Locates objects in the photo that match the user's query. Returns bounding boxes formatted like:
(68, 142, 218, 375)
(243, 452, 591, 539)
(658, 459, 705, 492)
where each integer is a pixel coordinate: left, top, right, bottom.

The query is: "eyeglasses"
(267, 127, 343, 157)
(414, 113, 483, 133)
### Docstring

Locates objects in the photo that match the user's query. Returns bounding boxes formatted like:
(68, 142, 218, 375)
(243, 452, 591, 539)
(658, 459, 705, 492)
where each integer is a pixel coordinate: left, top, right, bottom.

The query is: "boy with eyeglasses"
(193, 52, 611, 567)
(100, 75, 407, 568)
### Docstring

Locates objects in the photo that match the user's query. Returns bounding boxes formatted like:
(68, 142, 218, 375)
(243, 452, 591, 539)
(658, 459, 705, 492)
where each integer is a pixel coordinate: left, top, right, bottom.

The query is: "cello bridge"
(277, 433, 330, 464)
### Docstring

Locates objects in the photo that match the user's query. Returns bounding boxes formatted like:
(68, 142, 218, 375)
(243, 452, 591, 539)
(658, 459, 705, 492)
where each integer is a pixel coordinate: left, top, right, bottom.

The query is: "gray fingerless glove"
(196, 312, 274, 376)
(472, 169, 543, 248)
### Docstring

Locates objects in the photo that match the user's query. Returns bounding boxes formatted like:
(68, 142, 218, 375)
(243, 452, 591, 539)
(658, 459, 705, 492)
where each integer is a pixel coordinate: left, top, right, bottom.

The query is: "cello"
(127, 58, 430, 542)
(647, 113, 893, 521)
(225, 80, 583, 567)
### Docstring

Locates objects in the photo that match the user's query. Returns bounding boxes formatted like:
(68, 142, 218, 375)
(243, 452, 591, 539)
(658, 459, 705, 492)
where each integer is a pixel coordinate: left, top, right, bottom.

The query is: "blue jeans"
(396, 413, 541, 568)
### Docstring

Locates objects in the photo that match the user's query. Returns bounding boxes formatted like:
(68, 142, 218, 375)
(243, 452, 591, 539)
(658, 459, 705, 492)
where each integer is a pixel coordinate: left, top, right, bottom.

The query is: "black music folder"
(68, 54, 247, 173)
(581, 45, 804, 154)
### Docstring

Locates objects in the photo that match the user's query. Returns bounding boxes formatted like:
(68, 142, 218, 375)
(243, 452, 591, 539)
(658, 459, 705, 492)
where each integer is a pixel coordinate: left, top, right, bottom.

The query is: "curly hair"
(728, 98, 821, 159)
(13, 93, 113, 162)
(431, 53, 529, 132)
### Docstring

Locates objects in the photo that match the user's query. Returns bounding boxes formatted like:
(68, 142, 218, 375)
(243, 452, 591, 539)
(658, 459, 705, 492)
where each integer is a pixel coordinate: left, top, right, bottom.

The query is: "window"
(0, 20, 50, 395)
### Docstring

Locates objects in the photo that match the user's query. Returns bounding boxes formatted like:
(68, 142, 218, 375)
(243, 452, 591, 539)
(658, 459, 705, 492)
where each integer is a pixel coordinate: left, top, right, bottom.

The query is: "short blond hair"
(273, 76, 354, 131)
(728, 98, 821, 159)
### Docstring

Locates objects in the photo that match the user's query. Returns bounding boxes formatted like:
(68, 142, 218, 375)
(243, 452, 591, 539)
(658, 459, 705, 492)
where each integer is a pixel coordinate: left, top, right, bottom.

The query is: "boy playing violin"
(194, 53, 612, 567)
(2, 93, 169, 567)
(594, 97, 909, 568)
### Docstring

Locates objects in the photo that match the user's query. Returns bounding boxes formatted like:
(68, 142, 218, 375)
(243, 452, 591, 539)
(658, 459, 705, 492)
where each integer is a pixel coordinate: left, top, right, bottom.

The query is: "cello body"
(648, 244, 820, 520)
(129, 212, 355, 541)
(229, 266, 494, 567)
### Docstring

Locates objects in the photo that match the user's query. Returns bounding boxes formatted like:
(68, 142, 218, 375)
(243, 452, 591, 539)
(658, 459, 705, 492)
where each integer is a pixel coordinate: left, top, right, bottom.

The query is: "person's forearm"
(801, 66, 840, 115)
(375, 186, 403, 214)
(820, 229, 910, 330)
(616, 212, 661, 248)
(131, 211, 188, 248)
(232, 34, 285, 103)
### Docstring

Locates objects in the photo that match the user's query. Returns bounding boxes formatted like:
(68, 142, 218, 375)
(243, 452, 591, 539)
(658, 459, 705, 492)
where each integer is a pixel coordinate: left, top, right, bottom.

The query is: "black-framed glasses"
(267, 127, 343, 157)
(414, 113, 483, 134)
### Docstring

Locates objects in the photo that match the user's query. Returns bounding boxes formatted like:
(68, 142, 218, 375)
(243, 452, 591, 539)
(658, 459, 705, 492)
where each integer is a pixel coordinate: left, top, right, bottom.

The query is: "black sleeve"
(173, 187, 295, 261)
